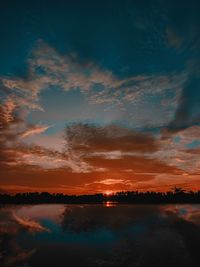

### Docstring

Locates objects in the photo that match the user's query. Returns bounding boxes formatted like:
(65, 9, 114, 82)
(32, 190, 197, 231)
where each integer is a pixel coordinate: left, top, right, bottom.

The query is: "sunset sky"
(0, 0, 200, 194)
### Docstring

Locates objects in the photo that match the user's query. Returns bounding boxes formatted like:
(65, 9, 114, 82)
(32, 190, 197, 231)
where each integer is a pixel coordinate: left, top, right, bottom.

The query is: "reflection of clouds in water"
(13, 213, 49, 233)
(3, 249, 37, 267)
(0, 205, 200, 267)
(61, 205, 200, 267)
(61, 205, 160, 232)
(0, 207, 48, 266)
(61, 204, 200, 232)
(163, 205, 200, 226)
(15, 204, 65, 223)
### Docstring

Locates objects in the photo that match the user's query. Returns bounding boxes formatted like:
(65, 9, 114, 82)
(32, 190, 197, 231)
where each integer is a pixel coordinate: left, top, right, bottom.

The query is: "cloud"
(0, 106, 62, 169)
(167, 74, 200, 133)
(13, 213, 49, 233)
(63, 123, 200, 183)
(0, 207, 49, 267)
(0, 97, 20, 133)
(0, 96, 60, 170)
(0, 97, 16, 125)
(63, 123, 184, 181)
(95, 178, 126, 185)
(149, 126, 200, 174)
(1, 41, 187, 127)
(65, 123, 158, 154)
(19, 124, 53, 138)
(0, 71, 68, 172)
(177, 126, 200, 145)
(0, 40, 199, 193)
(1, 41, 191, 131)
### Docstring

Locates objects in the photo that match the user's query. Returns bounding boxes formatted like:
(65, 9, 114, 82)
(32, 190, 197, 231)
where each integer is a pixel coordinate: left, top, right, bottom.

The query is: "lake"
(0, 204, 200, 267)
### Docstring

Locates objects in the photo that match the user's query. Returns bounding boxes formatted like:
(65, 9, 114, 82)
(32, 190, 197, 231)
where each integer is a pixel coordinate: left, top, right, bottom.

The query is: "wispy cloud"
(64, 123, 183, 178)
(1, 41, 187, 122)
(20, 124, 53, 139)
(13, 213, 49, 233)
(0, 40, 199, 193)
(65, 123, 158, 154)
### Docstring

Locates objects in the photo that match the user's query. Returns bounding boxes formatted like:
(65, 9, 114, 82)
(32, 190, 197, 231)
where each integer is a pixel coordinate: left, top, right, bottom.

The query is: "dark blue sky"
(1, 0, 199, 76)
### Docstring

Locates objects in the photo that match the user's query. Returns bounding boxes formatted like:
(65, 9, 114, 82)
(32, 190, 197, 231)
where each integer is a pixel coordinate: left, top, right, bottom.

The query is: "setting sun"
(104, 191, 113, 196)
(0, 1, 200, 266)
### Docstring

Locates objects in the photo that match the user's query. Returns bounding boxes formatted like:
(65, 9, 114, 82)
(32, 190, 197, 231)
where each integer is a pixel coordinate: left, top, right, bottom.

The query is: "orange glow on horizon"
(104, 190, 113, 196)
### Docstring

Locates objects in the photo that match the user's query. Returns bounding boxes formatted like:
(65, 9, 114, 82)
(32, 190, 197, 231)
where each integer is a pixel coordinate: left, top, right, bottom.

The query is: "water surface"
(0, 204, 200, 267)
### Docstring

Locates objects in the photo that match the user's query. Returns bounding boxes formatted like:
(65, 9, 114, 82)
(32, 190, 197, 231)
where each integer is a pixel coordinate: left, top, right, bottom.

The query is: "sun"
(104, 190, 113, 196)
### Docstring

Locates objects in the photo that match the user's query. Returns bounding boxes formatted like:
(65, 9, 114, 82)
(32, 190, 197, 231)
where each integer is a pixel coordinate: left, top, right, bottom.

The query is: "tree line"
(1, 187, 200, 204)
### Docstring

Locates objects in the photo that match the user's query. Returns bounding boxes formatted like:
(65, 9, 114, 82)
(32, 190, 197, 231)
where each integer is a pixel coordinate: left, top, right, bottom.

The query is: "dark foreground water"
(0, 204, 200, 267)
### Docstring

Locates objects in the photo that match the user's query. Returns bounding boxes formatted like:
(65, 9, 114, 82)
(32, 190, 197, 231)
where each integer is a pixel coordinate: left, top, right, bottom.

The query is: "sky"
(0, 0, 200, 194)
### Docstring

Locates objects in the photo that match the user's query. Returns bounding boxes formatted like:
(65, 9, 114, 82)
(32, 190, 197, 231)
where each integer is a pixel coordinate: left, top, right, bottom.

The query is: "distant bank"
(1, 188, 200, 204)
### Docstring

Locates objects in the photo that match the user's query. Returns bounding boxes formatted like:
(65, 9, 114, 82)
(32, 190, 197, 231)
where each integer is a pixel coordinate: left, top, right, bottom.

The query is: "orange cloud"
(65, 123, 158, 154)
(13, 213, 49, 233)
(0, 42, 199, 194)
(20, 124, 52, 138)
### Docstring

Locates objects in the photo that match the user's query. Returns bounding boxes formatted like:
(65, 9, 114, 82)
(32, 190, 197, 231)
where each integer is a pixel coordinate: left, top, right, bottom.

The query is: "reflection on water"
(103, 201, 117, 208)
(0, 204, 200, 267)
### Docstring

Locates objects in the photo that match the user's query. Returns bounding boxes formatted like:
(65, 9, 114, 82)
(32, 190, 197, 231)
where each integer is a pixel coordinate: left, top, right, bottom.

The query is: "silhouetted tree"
(0, 188, 200, 204)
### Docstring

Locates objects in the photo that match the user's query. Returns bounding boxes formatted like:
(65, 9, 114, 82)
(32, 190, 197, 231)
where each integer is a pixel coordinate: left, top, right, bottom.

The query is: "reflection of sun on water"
(104, 201, 115, 207)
